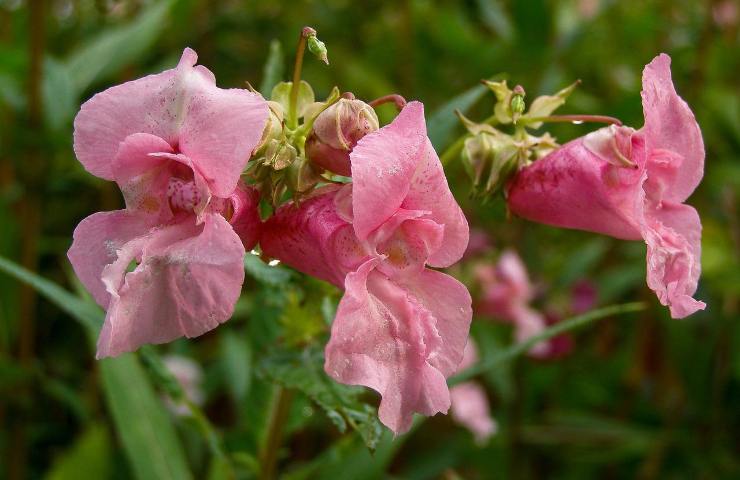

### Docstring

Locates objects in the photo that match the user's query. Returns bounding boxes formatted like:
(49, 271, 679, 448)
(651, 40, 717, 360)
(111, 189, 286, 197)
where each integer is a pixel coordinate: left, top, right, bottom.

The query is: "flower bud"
(254, 101, 284, 155)
(305, 98, 379, 176)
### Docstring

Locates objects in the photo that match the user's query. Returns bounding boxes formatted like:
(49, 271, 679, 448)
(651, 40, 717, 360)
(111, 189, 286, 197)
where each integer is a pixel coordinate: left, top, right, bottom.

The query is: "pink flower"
(475, 250, 549, 358)
(68, 48, 268, 358)
(162, 355, 205, 416)
(262, 102, 472, 434)
(507, 54, 705, 318)
(450, 341, 497, 443)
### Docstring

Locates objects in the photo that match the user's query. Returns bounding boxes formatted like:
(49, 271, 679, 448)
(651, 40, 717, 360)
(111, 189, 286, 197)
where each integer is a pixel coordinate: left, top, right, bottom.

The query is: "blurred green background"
(1, 0, 738, 478)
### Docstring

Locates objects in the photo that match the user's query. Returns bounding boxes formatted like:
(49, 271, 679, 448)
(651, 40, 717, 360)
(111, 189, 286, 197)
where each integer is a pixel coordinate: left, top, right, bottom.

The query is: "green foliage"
(44, 425, 112, 480)
(261, 345, 385, 451)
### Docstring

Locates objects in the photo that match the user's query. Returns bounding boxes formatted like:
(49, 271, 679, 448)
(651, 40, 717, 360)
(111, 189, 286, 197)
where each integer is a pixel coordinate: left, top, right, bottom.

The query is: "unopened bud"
(305, 98, 379, 176)
(510, 85, 526, 123)
(255, 101, 284, 154)
(307, 35, 329, 65)
(462, 132, 519, 196)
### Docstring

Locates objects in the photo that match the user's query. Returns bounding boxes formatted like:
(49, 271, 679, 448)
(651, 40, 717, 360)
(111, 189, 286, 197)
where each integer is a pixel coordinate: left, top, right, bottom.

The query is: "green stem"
(259, 386, 294, 480)
(288, 27, 315, 129)
(450, 302, 646, 385)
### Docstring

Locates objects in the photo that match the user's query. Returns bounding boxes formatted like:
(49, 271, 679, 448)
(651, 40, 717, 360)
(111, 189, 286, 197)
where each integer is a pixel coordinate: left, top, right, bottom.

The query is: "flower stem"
(521, 114, 623, 126)
(440, 114, 498, 167)
(368, 94, 407, 110)
(259, 386, 294, 480)
(450, 301, 646, 385)
(288, 27, 317, 129)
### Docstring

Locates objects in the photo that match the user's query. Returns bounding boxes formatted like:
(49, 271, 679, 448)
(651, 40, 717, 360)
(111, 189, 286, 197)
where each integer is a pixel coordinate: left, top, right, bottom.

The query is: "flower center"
(167, 178, 202, 212)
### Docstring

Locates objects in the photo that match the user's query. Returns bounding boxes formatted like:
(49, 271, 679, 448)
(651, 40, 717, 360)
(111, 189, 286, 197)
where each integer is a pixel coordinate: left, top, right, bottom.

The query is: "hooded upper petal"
(96, 213, 245, 358)
(350, 102, 468, 265)
(641, 54, 704, 203)
(74, 48, 268, 197)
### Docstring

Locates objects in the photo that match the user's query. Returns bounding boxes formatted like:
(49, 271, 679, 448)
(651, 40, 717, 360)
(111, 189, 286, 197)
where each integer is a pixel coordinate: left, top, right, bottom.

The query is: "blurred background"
(0, 0, 738, 478)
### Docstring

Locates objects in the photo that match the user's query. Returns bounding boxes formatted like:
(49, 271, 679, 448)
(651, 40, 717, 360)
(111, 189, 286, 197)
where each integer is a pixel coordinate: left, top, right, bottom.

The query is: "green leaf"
(244, 253, 293, 286)
(427, 83, 488, 150)
(0, 256, 101, 333)
(261, 346, 385, 451)
(220, 331, 252, 401)
(66, 0, 175, 94)
(0, 255, 193, 480)
(42, 57, 76, 131)
(44, 424, 112, 480)
(270, 80, 315, 119)
(100, 353, 193, 480)
(260, 40, 284, 97)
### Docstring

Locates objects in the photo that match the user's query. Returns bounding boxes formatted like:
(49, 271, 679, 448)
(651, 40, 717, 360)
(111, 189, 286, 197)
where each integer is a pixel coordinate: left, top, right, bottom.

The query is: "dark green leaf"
(261, 346, 384, 451)
(44, 424, 112, 480)
(244, 253, 293, 286)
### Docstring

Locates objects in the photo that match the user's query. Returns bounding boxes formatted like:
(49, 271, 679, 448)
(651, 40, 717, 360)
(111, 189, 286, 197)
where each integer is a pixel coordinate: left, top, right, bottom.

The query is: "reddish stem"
(369, 94, 407, 110)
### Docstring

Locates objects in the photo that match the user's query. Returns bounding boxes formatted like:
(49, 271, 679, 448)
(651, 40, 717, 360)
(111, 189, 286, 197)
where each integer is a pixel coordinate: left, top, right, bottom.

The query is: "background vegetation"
(0, 0, 738, 478)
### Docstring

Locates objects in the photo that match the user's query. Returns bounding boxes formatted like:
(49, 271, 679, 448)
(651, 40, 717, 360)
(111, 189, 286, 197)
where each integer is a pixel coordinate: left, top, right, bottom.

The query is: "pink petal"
(261, 188, 366, 287)
(350, 103, 425, 240)
(67, 210, 154, 308)
(74, 48, 268, 196)
(112, 133, 175, 219)
(96, 213, 245, 358)
(641, 54, 704, 203)
(642, 202, 705, 318)
(510, 305, 549, 358)
(350, 102, 468, 266)
(325, 261, 455, 434)
(450, 382, 497, 443)
(507, 129, 645, 241)
(226, 183, 261, 250)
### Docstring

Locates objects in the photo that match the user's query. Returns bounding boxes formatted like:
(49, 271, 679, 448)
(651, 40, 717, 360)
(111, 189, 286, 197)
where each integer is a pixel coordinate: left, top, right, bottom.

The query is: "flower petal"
(350, 101, 468, 265)
(74, 47, 268, 196)
(325, 261, 454, 434)
(67, 210, 154, 308)
(507, 131, 645, 240)
(96, 213, 245, 358)
(642, 202, 705, 318)
(226, 183, 261, 250)
(641, 54, 704, 203)
(450, 382, 497, 443)
(261, 188, 365, 287)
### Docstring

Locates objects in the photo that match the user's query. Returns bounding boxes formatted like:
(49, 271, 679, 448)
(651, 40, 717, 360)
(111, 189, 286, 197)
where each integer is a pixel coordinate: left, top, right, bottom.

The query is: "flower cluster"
(67, 45, 705, 437)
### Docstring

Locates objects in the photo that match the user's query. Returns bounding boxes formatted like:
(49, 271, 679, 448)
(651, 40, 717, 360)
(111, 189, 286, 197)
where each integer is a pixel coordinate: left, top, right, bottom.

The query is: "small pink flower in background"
(162, 355, 205, 416)
(68, 48, 268, 358)
(450, 341, 497, 443)
(262, 102, 472, 434)
(507, 54, 705, 319)
(462, 228, 493, 259)
(475, 250, 549, 358)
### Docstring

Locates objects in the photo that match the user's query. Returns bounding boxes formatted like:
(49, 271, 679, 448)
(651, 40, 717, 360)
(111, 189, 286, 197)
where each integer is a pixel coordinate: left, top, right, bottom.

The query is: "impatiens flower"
(262, 102, 472, 434)
(68, 48, 268, 358)
(450, 341, 497, 443)
(507, 54, 705, 318)
(475, 250, 549, 358)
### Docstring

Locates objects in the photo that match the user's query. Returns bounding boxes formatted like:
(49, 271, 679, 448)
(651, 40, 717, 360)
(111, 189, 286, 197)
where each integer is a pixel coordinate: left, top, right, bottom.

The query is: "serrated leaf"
(260, 40, 284, 97)
(261, 346, 385, 450)
(0, 255, 193, 480)
(244, 253, 293, 286)
(427, 83, 488, 150)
